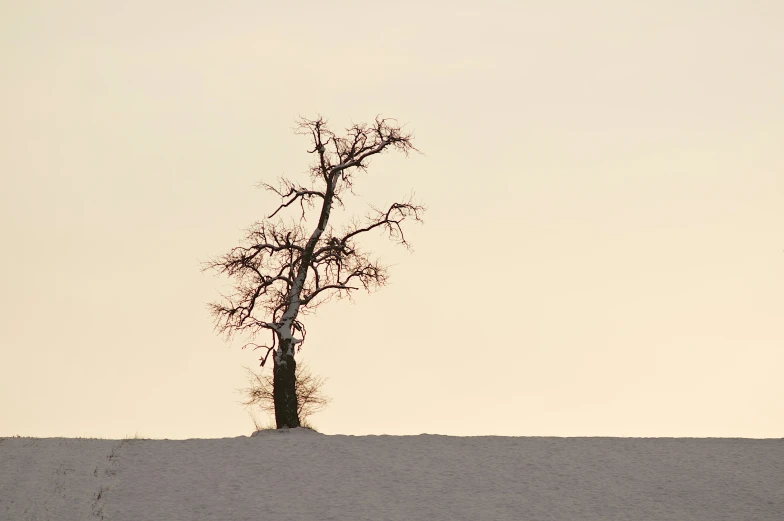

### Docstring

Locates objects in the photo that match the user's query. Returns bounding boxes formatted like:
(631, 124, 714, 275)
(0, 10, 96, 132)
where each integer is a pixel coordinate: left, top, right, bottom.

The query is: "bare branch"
(242, 336, 278, 367)
(344, 198, 425, 249)
(262, 178, 326, 219)
(208, 115, 424, 352)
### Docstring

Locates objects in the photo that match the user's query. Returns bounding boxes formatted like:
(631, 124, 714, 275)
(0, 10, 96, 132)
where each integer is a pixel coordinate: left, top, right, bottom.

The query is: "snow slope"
(1, 430, 782, 520)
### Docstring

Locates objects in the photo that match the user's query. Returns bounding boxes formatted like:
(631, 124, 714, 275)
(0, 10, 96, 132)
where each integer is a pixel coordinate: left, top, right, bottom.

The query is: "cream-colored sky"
(1, 1, 782, 439)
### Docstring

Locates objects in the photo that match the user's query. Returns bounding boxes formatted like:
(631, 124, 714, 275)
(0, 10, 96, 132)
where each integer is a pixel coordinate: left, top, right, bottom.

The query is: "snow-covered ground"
(1, 430, 782, 520)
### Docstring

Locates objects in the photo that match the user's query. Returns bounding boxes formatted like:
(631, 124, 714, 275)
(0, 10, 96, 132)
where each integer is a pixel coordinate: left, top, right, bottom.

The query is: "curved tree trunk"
(272, 338, 300, 428)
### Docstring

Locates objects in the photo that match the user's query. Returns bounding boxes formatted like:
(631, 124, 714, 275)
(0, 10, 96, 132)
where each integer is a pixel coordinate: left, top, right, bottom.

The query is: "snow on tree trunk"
(274, 177, 333, 364)
(270, 178, 334, 424)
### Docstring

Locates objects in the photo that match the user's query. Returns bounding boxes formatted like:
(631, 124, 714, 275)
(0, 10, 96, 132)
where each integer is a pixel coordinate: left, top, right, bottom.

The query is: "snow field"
(1, 430, 782, 520)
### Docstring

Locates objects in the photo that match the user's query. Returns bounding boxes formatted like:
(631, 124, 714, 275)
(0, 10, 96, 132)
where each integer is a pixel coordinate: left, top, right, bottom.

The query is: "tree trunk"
(273, 338, 300, 428)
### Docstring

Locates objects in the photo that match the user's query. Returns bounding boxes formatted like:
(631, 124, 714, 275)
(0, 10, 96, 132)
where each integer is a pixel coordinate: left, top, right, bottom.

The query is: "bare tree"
(242, 362, 330, 427)
(205, 116, 424, 428)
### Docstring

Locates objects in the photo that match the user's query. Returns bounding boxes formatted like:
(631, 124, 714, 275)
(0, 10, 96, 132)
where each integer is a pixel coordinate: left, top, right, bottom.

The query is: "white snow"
(1, 431, 782, 520)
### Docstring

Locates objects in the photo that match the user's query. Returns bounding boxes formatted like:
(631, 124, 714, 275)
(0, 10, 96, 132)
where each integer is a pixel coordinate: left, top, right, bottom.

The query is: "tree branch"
(207, 115, 424, 351)
(263, 178, 326, 219)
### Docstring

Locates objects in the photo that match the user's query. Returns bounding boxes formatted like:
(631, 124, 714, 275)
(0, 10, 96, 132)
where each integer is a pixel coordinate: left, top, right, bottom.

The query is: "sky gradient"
(1, 1, 782, 439)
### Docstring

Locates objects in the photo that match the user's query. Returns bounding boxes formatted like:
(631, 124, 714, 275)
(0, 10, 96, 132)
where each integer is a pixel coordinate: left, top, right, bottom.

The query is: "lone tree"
(206, 116, 424, 428)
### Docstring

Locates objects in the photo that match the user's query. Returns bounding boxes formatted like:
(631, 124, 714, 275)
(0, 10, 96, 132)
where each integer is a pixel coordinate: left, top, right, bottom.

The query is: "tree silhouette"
(206, 116, 424, 428)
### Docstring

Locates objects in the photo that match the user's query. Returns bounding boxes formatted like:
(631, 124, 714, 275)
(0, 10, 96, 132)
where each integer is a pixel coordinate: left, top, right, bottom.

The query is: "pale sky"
(1, 1, 782, 439)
